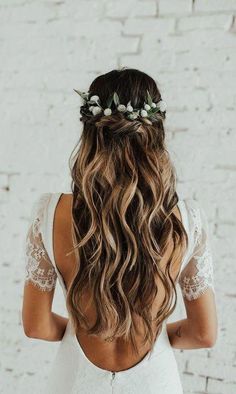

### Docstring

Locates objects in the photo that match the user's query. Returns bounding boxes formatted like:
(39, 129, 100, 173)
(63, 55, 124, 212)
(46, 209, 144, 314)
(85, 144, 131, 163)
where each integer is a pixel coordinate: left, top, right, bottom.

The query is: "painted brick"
(178, 14, 233, 31)
(194, 0, 236, 13)
(188, 356, 236, 381)
(106, 0, 157, 18)
(1, 0, 235, 393)
(124, 18, 175, 35)
(158, 0, 192, 16)
(207, 378, 236, 394)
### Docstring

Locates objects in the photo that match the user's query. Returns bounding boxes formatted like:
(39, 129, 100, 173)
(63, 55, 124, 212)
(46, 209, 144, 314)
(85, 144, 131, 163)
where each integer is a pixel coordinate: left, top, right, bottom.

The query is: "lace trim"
(189, 205, 202, 246)
(179, 202, 214, 301)
(30, 193, 51, 227)
(24, 194, 57, 292)
(180, 246, 214, 301)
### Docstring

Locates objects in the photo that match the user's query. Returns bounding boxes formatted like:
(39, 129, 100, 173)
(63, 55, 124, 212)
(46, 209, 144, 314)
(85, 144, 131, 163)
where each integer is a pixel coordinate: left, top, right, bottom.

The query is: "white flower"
(144, 104, 151, 111)
(90, 95, 99, 102)
(127, 104, 133, 112)
(117, 104, 126, 112)
(140, 109, 148, 117)
(128, 113, 138, 120)
(158, 100, 167, 112)
(89, 106, 94, 112)
(151, 102, 157, 108)
(92, 106, 102, 115)
(104, 108, 112, 116)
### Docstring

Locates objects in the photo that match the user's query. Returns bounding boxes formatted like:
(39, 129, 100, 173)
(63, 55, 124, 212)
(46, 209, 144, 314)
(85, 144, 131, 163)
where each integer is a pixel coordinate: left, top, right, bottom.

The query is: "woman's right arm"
(167, 201, 218, 349)
(167, 288, 218, 349)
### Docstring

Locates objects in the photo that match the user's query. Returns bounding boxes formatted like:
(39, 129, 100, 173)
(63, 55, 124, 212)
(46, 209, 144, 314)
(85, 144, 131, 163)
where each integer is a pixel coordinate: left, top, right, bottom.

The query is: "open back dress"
(23, 192, 215, 394)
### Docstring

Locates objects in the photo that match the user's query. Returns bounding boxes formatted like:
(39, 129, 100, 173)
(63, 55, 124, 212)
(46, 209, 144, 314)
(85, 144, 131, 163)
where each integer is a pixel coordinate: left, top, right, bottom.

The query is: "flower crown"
(73, 89, 167, 123)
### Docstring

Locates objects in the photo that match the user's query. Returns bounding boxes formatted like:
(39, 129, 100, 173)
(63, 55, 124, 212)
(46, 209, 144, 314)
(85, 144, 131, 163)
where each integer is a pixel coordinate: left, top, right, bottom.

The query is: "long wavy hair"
(66, 67, 188, 355)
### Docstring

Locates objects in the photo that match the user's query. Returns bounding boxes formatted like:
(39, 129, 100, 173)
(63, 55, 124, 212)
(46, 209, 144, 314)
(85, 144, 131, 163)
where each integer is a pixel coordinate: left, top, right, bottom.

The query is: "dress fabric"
(23, 192, 215, 394)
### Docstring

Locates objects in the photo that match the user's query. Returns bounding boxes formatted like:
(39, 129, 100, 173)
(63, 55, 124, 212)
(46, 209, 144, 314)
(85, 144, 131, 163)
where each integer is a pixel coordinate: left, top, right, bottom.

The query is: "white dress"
(23, 192, 215, 394)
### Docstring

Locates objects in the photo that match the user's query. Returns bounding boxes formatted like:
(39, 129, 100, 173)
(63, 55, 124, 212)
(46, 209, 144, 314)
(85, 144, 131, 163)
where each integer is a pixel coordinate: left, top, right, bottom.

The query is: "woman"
(22, 68, 217, 393)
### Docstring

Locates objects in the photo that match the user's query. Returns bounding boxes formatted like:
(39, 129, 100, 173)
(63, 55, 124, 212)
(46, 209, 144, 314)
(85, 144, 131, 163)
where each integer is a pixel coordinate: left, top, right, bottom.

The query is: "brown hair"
(66, 67, 188, 355)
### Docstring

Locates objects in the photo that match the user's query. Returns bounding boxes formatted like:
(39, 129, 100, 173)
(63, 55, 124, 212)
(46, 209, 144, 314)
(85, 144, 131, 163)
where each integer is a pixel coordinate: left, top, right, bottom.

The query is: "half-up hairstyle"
(66, 67, 188, 355)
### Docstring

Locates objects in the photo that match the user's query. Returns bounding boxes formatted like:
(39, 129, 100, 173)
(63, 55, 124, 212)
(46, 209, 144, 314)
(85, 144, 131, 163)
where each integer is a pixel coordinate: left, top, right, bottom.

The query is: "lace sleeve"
(24, 194, 57, 292)
(178, 203, 215, 301)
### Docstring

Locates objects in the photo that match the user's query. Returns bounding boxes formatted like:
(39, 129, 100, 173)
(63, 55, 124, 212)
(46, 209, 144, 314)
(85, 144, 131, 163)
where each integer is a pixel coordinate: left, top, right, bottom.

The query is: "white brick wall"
(0, 0, 236, 393)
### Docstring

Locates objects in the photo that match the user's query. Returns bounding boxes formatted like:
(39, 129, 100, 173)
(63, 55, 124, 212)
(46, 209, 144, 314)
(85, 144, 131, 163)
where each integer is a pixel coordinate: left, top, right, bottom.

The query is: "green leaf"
(106, 93, 114, 109)
(113, 91, 120, 106)
(146, 90, 153, 107)
(150, 107, 159, 114)
(73, 88, 82, 95)
(73, 89, 88, 100)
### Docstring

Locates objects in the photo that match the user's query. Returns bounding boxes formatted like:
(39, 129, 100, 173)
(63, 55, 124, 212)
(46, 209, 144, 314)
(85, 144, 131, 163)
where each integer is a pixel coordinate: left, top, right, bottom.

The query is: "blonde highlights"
(66, 68, 188, 355)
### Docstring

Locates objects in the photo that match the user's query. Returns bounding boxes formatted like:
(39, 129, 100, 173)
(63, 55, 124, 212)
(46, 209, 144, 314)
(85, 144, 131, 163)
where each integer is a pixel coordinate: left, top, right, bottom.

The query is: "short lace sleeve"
(24, 194, 57, 292)
(178, 202, 215, 301)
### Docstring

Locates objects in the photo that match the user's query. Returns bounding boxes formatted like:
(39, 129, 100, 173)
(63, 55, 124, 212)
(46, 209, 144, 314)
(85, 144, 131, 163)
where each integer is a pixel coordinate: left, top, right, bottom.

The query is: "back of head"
(66, 67, 188, 355)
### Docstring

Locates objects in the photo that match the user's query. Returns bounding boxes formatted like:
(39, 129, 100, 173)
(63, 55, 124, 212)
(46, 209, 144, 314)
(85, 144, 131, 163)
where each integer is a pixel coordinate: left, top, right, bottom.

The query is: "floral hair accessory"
(73, 89, 167, 123)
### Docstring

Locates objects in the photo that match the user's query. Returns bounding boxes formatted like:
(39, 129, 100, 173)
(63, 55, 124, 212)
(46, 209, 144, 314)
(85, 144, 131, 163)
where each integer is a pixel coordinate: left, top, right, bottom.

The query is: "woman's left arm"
(21, 193, 69, 341)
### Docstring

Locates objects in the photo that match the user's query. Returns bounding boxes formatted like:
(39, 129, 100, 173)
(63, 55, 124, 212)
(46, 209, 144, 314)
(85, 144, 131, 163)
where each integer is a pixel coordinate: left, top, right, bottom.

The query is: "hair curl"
(66, 67, 188, 356)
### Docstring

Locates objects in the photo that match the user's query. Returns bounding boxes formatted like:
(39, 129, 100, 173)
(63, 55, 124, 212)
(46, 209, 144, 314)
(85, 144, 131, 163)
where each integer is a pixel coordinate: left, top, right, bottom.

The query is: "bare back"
(53, 193, 184, 372)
